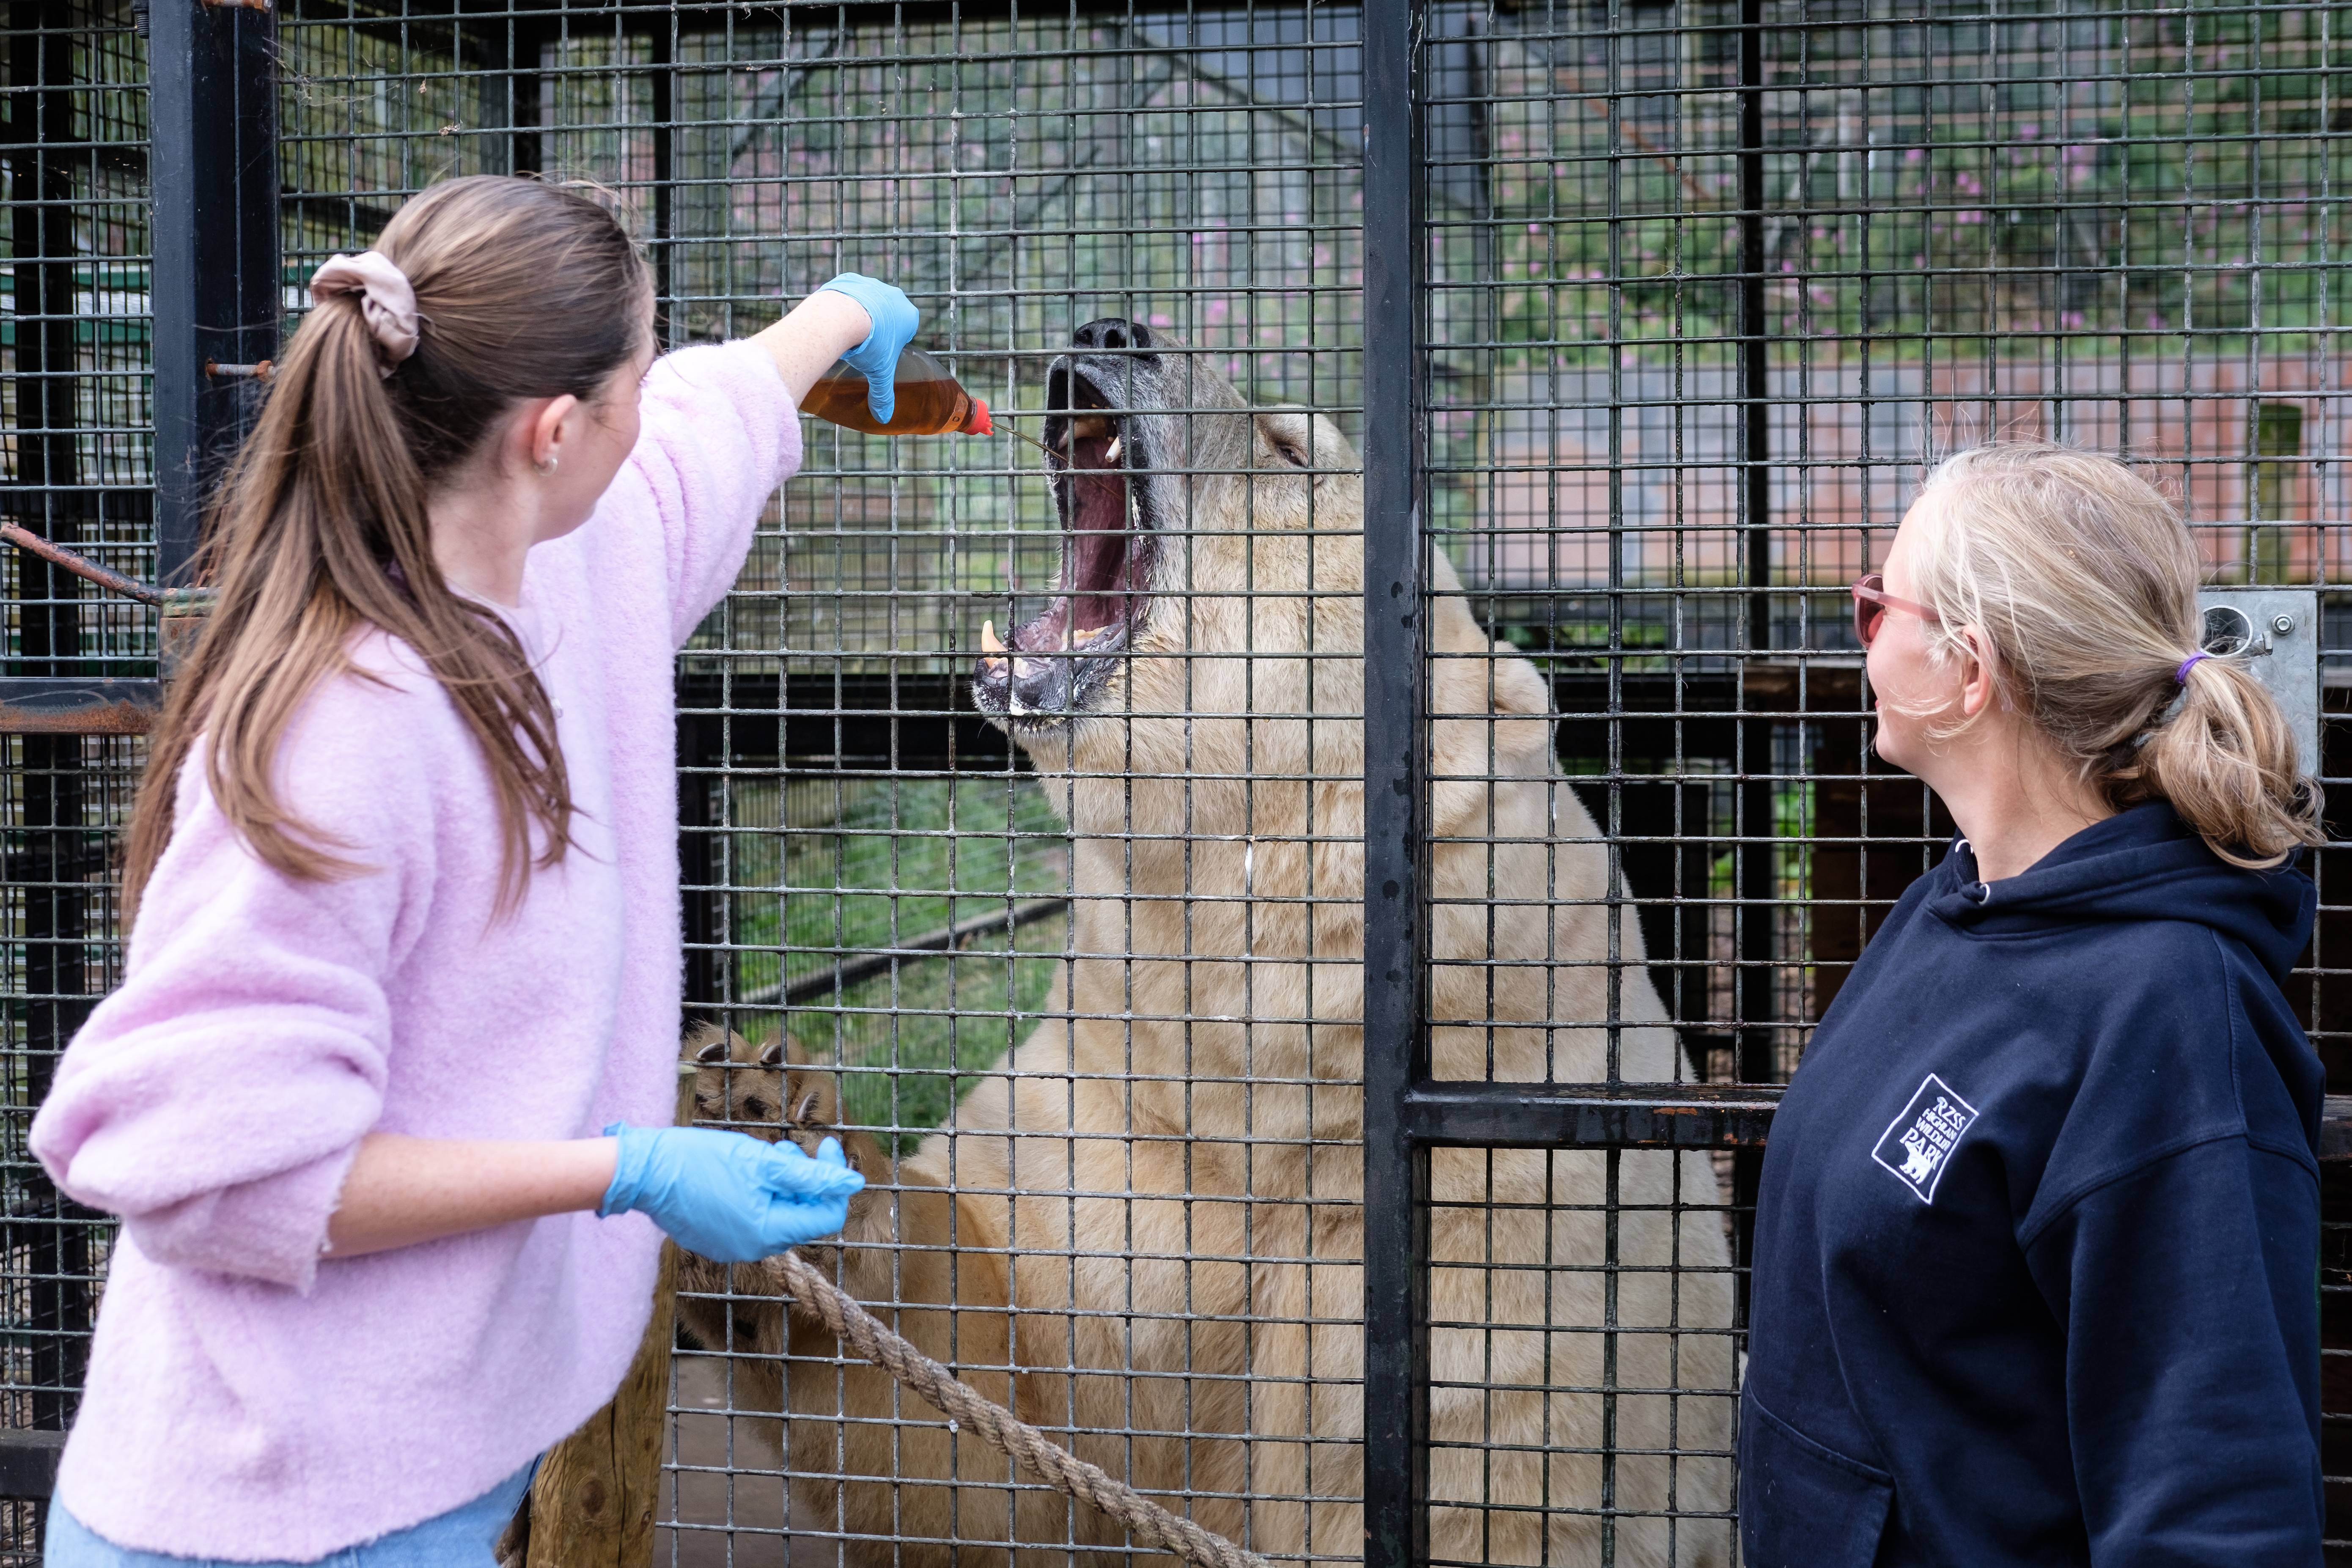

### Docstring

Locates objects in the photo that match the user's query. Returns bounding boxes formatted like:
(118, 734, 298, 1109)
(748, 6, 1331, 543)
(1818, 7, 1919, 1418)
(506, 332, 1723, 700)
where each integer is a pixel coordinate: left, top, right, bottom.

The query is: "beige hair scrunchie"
(308, 252, 420, 376)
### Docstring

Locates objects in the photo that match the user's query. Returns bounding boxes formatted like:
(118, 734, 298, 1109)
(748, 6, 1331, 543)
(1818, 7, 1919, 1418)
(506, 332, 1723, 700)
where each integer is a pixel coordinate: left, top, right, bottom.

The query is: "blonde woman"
(1741, 443, 2325, 1566)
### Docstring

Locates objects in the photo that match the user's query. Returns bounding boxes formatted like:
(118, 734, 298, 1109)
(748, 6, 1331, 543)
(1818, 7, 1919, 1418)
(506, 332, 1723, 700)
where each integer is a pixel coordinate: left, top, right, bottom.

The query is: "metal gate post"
(1731, 0, 1776, 1332)
(1359, 0, 1429, 1557)
(150, 0, 279, 586)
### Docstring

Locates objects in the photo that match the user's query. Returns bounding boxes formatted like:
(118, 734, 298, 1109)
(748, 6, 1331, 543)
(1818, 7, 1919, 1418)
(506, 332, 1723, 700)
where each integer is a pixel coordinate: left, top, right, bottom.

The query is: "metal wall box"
(2198, 587, 2321, 777)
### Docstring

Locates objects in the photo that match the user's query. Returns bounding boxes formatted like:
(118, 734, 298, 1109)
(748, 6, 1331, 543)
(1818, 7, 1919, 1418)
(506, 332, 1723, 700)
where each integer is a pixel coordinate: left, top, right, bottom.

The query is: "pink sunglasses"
(1852, 573, 1940, 647)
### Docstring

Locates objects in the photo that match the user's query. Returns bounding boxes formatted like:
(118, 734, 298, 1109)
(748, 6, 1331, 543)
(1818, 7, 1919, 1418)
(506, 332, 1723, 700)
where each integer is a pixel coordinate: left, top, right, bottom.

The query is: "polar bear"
(691, 320, 1736, 1568)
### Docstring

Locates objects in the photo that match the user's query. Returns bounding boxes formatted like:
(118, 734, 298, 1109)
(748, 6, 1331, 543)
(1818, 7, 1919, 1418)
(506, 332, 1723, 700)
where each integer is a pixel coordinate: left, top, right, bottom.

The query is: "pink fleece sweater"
(29, 341, 800, 1561)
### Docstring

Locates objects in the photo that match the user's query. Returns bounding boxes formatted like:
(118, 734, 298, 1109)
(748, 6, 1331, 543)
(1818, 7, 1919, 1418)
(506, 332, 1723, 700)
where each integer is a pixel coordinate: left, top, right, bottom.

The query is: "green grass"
(724, 778, 1071, 1147)
(783, 915, 1070, 1147)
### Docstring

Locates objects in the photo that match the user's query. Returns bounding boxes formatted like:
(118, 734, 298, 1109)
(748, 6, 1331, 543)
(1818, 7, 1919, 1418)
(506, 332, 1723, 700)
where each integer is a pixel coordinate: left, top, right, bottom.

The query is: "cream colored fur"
(687, 337, 1734, 1568)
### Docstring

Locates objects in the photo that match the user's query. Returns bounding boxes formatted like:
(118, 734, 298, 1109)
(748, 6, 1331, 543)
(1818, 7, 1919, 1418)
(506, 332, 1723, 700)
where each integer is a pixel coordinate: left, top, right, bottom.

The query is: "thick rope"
(762, 1249, 1280, 1568)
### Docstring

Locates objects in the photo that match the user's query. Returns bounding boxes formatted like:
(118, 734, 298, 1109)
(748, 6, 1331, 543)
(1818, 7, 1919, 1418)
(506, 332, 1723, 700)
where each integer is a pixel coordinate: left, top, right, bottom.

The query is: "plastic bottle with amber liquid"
(802, 347, 995, 437)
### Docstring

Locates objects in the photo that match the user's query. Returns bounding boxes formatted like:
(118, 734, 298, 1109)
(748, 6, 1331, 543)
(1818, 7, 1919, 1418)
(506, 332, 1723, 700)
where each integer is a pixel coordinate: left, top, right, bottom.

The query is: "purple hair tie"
(2174, 650, 2212, 685)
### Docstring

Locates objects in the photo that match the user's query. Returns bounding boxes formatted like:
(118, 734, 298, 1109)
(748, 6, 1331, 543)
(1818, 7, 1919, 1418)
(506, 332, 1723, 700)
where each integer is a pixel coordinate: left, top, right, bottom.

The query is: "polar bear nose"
(1071, 317, 1157, 359)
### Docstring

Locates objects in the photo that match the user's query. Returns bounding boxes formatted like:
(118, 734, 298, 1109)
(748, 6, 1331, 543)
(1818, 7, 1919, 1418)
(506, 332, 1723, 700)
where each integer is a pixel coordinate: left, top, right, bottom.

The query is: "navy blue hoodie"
(1740, 801, 2322, 1568)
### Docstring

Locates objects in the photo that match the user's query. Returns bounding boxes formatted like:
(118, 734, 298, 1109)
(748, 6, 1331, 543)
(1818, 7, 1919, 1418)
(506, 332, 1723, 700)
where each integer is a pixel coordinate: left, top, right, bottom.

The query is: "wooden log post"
(501, 1063, 695, 1568)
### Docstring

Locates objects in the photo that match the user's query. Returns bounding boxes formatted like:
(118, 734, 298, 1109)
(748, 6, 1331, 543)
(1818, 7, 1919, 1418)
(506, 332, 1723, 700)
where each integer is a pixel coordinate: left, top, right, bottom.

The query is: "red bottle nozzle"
(963, 398, 994, 436)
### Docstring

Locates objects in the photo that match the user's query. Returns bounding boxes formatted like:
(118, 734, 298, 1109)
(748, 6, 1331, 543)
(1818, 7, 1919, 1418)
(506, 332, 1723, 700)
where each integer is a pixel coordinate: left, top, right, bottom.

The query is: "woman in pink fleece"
(28, 177, 918, 1565)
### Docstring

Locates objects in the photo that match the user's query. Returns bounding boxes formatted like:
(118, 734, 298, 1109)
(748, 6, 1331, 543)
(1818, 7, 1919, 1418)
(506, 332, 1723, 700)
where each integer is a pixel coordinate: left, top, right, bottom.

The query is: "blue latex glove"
(815, 273, 919, 424)
(599, 1124, 864, 1263)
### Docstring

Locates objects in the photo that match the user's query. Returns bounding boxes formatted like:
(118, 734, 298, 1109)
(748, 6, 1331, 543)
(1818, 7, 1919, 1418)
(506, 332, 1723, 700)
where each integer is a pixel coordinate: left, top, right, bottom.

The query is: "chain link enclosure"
(5, 1, 2352, 1563)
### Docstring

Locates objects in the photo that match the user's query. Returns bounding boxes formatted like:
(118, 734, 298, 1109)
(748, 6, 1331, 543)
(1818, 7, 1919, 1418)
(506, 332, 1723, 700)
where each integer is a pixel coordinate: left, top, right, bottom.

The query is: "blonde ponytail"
(1906, 441, 2322, 869)
(2124, 651, 2317, 868)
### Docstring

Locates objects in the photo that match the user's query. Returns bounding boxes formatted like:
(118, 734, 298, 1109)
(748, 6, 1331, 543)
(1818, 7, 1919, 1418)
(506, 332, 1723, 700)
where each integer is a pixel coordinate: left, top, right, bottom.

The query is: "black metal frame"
(1357, 0, 1429, 1557)
(14, 3, 2352, 1560)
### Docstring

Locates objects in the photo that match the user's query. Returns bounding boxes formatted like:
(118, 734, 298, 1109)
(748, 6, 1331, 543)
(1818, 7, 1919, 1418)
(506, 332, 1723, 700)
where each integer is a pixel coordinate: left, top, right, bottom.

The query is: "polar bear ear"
(1486, 644, 1554, 718)
(1306, 412, 1358, 470)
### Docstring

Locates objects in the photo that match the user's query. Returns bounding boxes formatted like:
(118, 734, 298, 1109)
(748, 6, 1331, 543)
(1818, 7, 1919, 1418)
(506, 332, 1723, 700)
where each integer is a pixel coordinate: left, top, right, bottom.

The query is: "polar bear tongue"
(1065, 465, 1137, 636)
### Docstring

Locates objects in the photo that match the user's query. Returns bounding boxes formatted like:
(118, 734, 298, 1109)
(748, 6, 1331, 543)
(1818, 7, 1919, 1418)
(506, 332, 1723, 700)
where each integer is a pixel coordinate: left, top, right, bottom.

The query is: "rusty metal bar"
(0, 524, 166, 606)
(1414, 1089, 2352, 1159)
(0, 679, 164, 736)
(1407, 1082, 1783, 1151)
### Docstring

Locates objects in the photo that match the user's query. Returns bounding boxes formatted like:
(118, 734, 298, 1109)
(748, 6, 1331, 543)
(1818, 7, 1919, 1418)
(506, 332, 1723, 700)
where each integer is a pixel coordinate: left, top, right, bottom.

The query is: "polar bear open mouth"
(972, 361, 1157, 725)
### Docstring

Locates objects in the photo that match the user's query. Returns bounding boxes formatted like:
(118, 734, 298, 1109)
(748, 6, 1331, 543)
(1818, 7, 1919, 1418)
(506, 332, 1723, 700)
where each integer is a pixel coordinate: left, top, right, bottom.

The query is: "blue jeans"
(44, 1458, 539, 1568)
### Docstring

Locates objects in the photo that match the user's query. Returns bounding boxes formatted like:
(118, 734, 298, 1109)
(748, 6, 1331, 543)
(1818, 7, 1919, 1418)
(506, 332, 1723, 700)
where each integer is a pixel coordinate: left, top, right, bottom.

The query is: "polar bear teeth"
(1104, 436, 1121, 463)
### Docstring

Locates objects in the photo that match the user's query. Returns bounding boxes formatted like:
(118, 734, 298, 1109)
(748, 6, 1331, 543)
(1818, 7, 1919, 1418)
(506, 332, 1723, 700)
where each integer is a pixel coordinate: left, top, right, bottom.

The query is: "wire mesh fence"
(0, 5, 151, 1560)
(6, 0, 2352, 1563)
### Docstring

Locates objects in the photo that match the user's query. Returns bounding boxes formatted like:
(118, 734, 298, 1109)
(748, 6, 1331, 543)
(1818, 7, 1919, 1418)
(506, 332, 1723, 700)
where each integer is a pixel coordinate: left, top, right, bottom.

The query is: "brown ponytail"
(123, 176, 651, 921)
(1905, 441, 2323, 869)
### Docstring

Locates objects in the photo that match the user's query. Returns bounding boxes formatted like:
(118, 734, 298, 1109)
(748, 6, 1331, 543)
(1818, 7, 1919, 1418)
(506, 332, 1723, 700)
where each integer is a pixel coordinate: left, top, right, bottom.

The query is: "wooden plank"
(0, 1428, 65, 1501)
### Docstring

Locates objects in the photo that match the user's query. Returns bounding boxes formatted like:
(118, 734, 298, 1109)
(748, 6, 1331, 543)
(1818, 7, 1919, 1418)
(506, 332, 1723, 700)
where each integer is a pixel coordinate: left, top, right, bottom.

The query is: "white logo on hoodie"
(1872, 1074, 1979, 1204)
